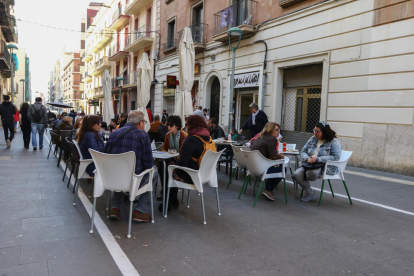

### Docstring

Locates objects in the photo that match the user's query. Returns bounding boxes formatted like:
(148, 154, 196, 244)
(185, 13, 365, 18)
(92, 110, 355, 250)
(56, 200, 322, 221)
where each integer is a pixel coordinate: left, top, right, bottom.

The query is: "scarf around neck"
(252, 110, 260, 125)
(169, 130, 180, 150)
(188, 127, 210, 137)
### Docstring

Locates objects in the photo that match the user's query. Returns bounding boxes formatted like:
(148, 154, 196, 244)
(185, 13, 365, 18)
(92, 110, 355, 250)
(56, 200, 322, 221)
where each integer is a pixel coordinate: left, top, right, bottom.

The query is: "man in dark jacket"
(239, 103, 268, 139)
(68, 109, 76, 125)
(0, 95, 16, 148)
(28, 97, 48, 150)
(208, 118, 225, 140)
(105, 110, 158, 222)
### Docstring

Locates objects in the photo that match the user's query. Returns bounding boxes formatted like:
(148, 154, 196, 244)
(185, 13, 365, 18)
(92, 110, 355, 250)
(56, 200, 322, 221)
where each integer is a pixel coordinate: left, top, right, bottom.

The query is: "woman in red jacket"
(14, 105, 19, 133)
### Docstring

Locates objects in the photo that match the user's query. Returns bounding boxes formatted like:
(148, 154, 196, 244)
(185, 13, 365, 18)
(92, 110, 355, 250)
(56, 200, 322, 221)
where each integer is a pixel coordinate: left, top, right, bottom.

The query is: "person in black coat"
(238, 102, 268, 139)
(0, 95, 16, 148)
(19, 103, 31, 149)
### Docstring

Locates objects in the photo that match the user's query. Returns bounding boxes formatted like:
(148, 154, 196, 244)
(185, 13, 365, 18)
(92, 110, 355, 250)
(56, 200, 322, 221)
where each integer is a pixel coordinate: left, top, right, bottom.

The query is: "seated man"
(208, 118, 225, 140)
(149, 114, 162, 132)
(157, 116, 168, 141)
(51, 112, 67, 130)
(105, 111, 158, 222)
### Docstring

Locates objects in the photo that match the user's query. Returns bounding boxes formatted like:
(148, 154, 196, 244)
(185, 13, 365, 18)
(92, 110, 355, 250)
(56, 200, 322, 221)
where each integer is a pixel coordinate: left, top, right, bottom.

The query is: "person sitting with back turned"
(149, 114, 162, 132)
(157, 116, 168, 140)
(250, 122, 285, 201)
(292, 121, 341, 202)
(106, 111, 158, 222)
(208, 118, 225, 140)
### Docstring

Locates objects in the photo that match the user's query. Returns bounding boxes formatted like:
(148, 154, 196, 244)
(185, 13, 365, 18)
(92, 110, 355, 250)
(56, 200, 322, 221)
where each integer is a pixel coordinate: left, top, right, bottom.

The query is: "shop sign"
(233, 71, 260, 88)
(163, 88, 175, 97)
(93, 99, 100, 106)
(88, 99, 93, 106)
(166, 75, 177, 89)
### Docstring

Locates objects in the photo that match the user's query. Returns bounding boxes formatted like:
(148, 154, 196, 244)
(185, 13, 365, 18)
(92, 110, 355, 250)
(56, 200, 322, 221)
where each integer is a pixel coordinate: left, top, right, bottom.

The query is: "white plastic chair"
(300, 150, 353, 207)
(227, 145, 250, 189)
(239, 149, 287, 206)
(88, 149, 155, 238)
(165, 150, 224, 224)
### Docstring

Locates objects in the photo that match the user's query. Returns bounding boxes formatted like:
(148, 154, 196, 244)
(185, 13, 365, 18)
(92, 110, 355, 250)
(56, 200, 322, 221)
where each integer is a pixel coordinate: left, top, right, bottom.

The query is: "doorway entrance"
(236, 90, 258, 139)
(209, 77, 220, 121)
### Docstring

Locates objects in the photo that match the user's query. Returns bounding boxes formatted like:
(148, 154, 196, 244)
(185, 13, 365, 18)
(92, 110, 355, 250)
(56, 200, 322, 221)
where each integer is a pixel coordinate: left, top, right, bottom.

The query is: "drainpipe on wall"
(253, 40, 268, 110)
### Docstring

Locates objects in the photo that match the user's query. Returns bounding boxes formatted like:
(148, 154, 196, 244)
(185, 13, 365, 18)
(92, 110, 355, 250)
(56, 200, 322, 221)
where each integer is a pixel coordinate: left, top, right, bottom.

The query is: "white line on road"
(344, 170, 414, 186)
(45, 134, 140, 276)
(285, 180, 414, 216)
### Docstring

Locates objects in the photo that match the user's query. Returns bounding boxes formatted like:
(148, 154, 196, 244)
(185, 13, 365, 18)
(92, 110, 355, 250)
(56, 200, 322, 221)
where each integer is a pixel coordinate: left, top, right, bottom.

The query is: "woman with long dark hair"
(19, 103, 31, 149)
(292, 121, 342, 202)
(78, 115, 105, 176)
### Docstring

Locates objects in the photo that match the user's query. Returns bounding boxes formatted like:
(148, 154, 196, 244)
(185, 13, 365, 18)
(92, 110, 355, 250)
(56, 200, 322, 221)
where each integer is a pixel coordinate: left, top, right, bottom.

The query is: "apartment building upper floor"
(159, 0, 325, 58)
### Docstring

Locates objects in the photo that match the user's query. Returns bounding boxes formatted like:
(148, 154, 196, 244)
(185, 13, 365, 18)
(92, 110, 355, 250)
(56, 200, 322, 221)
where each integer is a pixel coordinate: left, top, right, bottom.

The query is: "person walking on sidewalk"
(13, 105, 19, 133)
(27, 97, 48, 151)
(0, 95, 16, 148)
(19, 103, 31, 149)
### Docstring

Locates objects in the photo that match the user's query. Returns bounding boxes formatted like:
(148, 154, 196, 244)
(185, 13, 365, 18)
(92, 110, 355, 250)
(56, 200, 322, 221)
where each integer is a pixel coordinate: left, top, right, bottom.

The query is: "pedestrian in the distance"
(68, 109, 76, 125)
(27, 97, 48, 151)
(14, 105, 19, 133)
(0, 95, 16, 148)
(19, 103, 31, 149)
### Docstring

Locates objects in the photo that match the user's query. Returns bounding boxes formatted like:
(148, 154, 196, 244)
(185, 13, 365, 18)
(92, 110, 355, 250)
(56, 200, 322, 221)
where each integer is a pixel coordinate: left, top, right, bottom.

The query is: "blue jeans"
(31, 123, 45, 147)
(111, 169, 158, 214)
(265, 166, 286, 192)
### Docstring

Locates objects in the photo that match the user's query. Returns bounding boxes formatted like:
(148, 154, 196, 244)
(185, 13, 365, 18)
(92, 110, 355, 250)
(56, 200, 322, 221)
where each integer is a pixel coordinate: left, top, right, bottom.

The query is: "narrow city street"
(1, 131, 414, 276)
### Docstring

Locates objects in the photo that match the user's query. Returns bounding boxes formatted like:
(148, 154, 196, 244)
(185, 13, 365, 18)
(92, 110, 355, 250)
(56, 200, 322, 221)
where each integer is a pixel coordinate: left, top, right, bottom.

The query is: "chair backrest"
(231, 144, 250, 168)
(155, 142, 163, 151)
(72, 140, 84, 160)
(199, 150, 224, 185)
(50, 131, 59, 145)
(241, 149, 284, 177)
(60, 130, 72, 148)
(89, 149, 136, 198)
(66, 138, 80, 164)
(334, 150, 353, 173)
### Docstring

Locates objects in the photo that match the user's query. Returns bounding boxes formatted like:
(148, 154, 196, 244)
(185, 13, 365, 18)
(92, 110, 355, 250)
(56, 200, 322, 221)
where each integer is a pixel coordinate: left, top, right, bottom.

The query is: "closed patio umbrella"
(174, 27, 195, 120)
(102, 69, 115, 124)
(136, 52, 151, 131)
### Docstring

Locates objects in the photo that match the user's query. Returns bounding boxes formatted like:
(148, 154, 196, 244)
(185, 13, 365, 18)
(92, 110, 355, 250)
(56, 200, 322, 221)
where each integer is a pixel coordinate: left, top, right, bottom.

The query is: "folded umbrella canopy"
(102, 69, 115, 124)
(47, 102, 73, 108)
(136, 52, 151, 132)
(174, 27, 195, 120)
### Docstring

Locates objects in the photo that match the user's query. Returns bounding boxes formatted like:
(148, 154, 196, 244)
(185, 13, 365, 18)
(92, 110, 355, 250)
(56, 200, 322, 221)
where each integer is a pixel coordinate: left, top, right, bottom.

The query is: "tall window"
(167, 19, 175, 43)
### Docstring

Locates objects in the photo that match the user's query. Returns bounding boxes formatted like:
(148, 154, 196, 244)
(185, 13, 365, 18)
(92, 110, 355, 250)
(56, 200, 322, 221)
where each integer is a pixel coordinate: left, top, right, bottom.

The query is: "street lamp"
(116, 76, 123, 116)
(20, 79, 26, 102)
(227, 27, 243, 133)
(73, 90, 77, 112)
(6, 44, 18, 104)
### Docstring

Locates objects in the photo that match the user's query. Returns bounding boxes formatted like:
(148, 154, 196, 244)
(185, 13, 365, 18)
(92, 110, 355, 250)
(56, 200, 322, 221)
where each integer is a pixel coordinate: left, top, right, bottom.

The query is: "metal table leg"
(162, 160, 166, 217)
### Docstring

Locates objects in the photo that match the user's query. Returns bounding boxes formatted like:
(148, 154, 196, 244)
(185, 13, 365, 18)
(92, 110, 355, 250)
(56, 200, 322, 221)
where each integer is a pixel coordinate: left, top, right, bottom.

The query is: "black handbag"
(301, 162, 325, 170)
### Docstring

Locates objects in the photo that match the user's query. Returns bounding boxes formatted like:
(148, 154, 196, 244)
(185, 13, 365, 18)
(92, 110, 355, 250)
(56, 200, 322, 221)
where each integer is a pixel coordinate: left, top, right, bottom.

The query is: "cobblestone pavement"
(1, 130, 414, 276)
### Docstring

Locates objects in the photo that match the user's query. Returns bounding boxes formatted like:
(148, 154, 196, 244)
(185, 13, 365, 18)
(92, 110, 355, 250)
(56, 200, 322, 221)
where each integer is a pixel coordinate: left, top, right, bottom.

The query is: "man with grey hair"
(238, 102, 268, 138)
(105, 110, 158, 222)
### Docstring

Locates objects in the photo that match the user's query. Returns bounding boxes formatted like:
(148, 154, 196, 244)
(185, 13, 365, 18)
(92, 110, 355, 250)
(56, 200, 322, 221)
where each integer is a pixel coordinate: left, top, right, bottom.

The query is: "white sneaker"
(6, 139, 10, 148)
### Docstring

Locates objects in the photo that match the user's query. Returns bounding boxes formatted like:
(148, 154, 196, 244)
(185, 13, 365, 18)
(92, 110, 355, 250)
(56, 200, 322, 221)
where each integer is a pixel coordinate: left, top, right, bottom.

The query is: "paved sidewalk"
(1, 129, 414, 276)
(0, 131, 122, 276)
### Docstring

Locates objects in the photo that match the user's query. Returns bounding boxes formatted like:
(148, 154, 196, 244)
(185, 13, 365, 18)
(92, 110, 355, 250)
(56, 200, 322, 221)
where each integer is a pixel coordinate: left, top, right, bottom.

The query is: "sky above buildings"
(14, 0, 91, 97)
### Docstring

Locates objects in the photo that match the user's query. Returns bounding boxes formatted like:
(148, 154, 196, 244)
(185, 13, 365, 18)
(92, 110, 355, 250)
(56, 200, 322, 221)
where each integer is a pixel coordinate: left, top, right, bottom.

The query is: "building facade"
(0, 0, 18, 108)
(154, 0, 414, 176)
(61, 52, 82, 111)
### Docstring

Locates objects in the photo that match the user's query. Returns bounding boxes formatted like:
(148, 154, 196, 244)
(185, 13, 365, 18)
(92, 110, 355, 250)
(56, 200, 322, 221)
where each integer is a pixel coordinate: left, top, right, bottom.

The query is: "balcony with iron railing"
(82, 50, 92, 62)
(178, 23, 207, 52)
(124, 25, 154, 52)
(163, 38, 177, 54)
(90, 56, 110, 75)
(82, 71, 91, 82)
(0, 40, 11, 76)
(124, 0, 152, 16)
(108, 41, 129, 62)
(91, 28, 112, 52)
(111, 71, 138, 88)
(94, 86, 103, 96)
(213, 0, 257, 42)
(108, 5, 130, 32)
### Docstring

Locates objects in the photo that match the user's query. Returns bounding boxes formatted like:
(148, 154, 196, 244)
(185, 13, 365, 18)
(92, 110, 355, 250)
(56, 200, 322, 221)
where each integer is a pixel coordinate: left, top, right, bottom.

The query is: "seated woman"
(250, 122, 285, 201)
(292, 121, 341, 202)
(174, 115, 215, 182)
(71, 117, 83, 140)
(157, 116, 187, 207)
(77, 115, 105, 176)
(57, 116, 73, 152)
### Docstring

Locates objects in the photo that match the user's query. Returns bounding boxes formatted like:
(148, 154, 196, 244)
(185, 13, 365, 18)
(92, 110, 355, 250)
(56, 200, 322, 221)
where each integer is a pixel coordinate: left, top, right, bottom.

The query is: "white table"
(152, 151, 179, 217)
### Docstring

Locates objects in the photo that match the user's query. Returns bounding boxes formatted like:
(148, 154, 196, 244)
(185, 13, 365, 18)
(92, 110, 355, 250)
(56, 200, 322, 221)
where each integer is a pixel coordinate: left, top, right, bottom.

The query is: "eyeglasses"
(313, 129, 322, 133)
(167, 123, 174, 127)
(141, 120, 147, 125)
(274, 128, 280, 132)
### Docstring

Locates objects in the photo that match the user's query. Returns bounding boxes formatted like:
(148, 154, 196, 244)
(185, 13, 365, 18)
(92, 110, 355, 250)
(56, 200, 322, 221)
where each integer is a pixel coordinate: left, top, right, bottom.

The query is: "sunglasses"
(167, 123, 175, 127)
